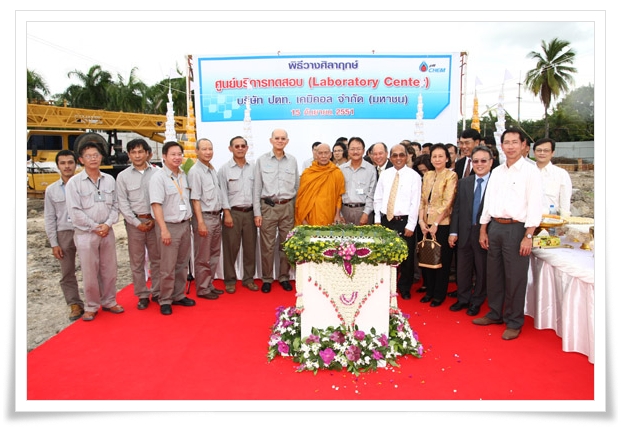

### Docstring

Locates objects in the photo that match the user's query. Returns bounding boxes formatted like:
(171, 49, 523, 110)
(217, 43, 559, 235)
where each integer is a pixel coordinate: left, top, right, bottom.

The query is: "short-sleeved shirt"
(340, 160, 377, 215)
(149, 164, 192, 223)
(187, 160, 224, 212)
(253, 150, 299, 216)
(218, 159, 255, 209)
(116, 164, 157, 227)
(44, 179, 73, 247)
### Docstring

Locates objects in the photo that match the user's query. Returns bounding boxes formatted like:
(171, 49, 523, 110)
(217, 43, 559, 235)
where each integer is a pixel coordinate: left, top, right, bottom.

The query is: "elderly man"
(374, 143, 421, 300)
(253, 129, 299, 293)
(295, 143, 345, 226)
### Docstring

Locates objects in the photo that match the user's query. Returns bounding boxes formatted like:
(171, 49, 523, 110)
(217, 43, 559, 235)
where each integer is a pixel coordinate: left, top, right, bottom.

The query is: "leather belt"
(492, 217, 520, 224)
(383, 214, 407, 221)
(135, 214, 153, 219)
(231, 206, 253, 212)
(264, 198, 292, 205)
(203, 210, 222, 215)
(167, 218, 189, 224)
(343, 203, 365, 208)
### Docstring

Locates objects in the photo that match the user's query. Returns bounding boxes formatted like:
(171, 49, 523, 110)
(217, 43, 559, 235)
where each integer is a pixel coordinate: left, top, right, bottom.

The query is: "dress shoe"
(243, 282, 259, 291)
(280, 280, 293, 291)
(502, 328, 521, 340)
(466, 305, 481, 316)
(102, 304, 125, 314)
(225, 284, 236, 294)
(137, 298, 150, 310)
(447, 290, 458, 298)
(69, 304, 84, 321)
(173, 297, 196, 306)
(472, 316, 503, 326)
(261, 282, 272, 293)
(151, 295, 159, 303)
(430, 299, 443, 307)
(420, 295, 432, 303)
(211, 288, 225, 295)
(415, 286, 427, 293)
(197, 292, 219, 300)
(449, 301, 469, 312)
(401, 293, 411, 300)
(82, 311, 97, 321)
(160, 304, 172, 315)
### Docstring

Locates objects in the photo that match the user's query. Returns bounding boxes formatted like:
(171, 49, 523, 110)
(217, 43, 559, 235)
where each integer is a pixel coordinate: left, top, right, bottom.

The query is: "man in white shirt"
(476, 127, 543, 341)
(301, 141, 321, 172)
(533, 138, 573, 216)
(373, 143, 421, 300)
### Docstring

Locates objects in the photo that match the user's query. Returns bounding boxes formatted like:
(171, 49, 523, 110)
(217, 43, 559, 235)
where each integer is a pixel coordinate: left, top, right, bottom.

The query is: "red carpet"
(26, 279, 594, 403)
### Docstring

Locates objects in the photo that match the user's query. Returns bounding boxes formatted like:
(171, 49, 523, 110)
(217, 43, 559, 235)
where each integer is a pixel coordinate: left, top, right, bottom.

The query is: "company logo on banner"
(195, 54, 455, 122)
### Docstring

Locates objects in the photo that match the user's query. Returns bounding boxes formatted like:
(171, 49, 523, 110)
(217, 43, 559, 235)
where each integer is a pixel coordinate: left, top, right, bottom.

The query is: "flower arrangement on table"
(283, 224, 409, 275)
(267, 305, 423, 376)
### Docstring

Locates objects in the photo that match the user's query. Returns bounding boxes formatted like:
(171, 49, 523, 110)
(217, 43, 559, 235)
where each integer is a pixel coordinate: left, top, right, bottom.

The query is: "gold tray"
(539, 219, 568, 229)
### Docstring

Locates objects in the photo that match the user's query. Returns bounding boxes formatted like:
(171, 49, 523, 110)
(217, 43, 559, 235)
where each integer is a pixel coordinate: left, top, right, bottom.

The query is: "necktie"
(465, 158, 472, 177)
(472, 177, 484, 225)
(386, 172, 399, 221)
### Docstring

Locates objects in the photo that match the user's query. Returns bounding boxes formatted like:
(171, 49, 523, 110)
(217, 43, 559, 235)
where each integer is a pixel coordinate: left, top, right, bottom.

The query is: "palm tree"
(27, 69, 50, 102)
(524, 38, 577, 137)
(62, 65, 113, 109)
(106, 67, 148, 112)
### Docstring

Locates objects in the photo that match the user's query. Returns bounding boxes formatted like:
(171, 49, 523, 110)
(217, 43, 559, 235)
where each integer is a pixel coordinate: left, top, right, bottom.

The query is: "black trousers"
(421, 224, 452, 302)
(380, 215, 416, 296)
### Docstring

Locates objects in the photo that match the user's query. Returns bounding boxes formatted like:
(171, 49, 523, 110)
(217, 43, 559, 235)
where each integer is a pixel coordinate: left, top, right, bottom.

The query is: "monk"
(295, 143, 346, 226)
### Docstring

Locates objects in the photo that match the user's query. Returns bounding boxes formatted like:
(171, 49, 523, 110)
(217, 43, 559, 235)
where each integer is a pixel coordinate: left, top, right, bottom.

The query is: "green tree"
(62, 65, 113, 109)
(106, 67, 148, 112)
(524, 38, 577, 138)
(146, 70, 187, 116)
(27, 69, 50, 102)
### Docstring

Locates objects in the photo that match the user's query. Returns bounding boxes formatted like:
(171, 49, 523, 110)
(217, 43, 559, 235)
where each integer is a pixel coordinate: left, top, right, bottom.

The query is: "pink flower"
(278, 341, 290, 354)
(372, 350, 384, 360)
(320, 348, 336, 365)
(379, 334, 389, 347)
(354, 330, 366, 341)
(345, 345, 361, 361)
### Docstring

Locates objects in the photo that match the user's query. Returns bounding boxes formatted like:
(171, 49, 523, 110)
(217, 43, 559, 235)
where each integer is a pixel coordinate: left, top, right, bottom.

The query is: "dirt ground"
(23, 170, 595, 352)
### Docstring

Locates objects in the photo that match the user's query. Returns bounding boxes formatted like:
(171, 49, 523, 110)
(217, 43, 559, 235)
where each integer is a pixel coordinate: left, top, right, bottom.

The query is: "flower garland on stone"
(267, 305, 424, 376)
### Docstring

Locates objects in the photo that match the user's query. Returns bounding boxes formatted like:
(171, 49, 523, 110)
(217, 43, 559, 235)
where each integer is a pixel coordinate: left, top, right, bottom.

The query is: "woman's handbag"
(417, 233, 442, 269)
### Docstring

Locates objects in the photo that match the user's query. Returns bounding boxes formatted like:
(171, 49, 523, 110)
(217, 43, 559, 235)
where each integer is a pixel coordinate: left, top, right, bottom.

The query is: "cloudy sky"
(21, 8, 600, 123)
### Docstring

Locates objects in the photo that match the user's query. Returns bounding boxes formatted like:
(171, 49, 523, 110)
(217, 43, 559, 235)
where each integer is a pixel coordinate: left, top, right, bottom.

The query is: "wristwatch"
(525, 233, 533, 239)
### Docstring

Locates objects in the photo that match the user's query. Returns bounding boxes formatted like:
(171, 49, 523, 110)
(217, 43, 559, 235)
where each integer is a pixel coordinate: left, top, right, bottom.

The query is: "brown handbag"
(417, 233, 442, 269)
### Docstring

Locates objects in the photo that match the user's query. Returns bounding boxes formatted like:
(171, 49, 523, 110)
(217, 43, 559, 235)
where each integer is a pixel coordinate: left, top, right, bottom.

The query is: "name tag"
(94, 192, 105, 202)
(180, 204, 187, 211)
(356, 188, 364, 195)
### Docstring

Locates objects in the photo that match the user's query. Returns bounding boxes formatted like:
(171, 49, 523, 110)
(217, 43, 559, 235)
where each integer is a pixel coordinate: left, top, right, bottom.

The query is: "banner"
(192, 53, 461, 170)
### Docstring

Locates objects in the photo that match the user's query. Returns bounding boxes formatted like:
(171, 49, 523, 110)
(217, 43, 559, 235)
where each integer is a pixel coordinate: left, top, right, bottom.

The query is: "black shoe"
(172, 297, 196, 306)
(401, 293, 412, 300)
(151, 295, 159, 303)
(261, 282, 272, 293)
(160, 304, 172, 315)
(447, 290, 458, 298)
(430, 299, 444, 307)
(415, 286, 427, 293)
(197, 292, 219, 300)
(280, 280, 293, 291)
(420, 295, 432, 303)
(449, 301, 469, 312)
(466, 305, 481, 316)
(211, 288, 225, 295)
(137, 298, 150, 310)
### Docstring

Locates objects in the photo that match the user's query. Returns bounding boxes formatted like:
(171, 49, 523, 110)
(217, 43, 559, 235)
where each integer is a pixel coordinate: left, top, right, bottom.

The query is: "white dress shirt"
(538, 161, 573, 216)
(373, 166, 421, 231)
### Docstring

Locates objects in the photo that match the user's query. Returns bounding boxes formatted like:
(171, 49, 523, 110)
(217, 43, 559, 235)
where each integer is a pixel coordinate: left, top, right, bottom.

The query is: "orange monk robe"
(295, 161, 346, 226)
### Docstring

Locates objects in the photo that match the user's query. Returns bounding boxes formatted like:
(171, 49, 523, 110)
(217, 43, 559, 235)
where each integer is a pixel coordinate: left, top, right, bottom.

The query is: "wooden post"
(578, 158, 583, 171)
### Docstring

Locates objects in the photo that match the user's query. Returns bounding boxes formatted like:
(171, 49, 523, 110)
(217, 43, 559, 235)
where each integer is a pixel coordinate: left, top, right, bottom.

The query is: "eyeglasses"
(534, 149, 552, 154)
(472, 159, 491, 164)
(82, 154, 101, 160)
(233, 144, 247, 149)
(390, 153, 407, 158)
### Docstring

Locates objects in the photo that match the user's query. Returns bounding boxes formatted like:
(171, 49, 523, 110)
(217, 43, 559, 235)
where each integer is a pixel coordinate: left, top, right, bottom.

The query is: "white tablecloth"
(524, 237, 595, 363)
